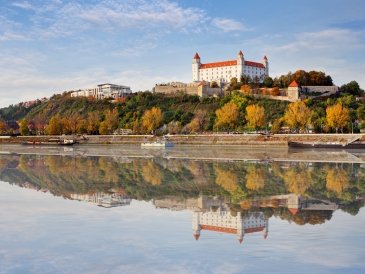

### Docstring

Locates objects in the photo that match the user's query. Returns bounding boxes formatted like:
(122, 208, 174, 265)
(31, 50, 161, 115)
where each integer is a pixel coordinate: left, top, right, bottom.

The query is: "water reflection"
(0, 151, 364, 242)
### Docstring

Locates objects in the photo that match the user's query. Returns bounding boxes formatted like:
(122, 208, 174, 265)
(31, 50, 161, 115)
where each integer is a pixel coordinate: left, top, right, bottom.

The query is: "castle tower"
(262, 55, 269, 76)
(192, 52, 201, 82)
(237, 50, 244, 80)
(192, 211, 201, 240)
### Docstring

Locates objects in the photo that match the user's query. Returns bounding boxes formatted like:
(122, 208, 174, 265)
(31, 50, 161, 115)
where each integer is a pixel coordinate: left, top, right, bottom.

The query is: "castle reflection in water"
(153, 194, 338, 244)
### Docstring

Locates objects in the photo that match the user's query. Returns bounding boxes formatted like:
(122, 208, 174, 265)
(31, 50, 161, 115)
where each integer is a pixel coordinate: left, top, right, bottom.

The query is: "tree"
(215, 102, 239, 131)
(104, 109, 119, 133)
(45, 115, 62, 135)
(68, 113, 83, 134)
(262, 76, 273, 88)
(326, 168, 349, 195)
(0, 118, 7, 134)
(245, 165, 266, 190)
(326, 103, 349, 133)
(269, 87, 280, 96)
(284, 101, 312, 132)
(210, 81, 219, 88)
(99, 121, 108, 135)
(245, 104, 265, 130)
(87, 111, 100, 134)
(340, 81, 363, 95)
(19, 119, 29, 136)
(141, 107, 163, 134)
(271, 118, 283, 134)
(240, 84, 252, 94)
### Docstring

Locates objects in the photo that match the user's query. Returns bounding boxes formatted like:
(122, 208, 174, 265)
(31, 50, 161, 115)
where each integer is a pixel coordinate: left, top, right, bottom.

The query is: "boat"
(288, 140, 365, 149)
(22, 138, 77, 146)
(141, 140, 173, 148)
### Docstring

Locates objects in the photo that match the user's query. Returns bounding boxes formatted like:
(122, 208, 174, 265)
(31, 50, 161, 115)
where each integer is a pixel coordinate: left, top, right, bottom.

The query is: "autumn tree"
(269, 87, 280, 96)
(45, 115, 62, 135)
(19, 119, 29, 136)
(105, 109, 119, 133)
(240, 84, 252, 94)
(68, 113, 83, 134)
(141, 160, 162, 185)
(245, 165, 266, 191)
(246, 104, 265, 131)
(215, 102, 239, 131)
(141, 107, 163, 134)
(186, 109, 208, 133)
(87, 111, 100, 134)
(326, 168, 349, 195)
(215, 166, 240, 194)
(326, 103, 349, 133)
(284, 101, 312, 133)
(0, 118, 7, 134)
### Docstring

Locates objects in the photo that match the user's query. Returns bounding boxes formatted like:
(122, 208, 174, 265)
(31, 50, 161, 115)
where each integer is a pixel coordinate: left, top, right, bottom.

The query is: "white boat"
(141, 140, 173, 148)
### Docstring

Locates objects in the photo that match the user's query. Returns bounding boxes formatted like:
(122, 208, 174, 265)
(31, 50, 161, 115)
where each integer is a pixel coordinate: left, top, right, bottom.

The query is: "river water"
(0, 145, 364, 274)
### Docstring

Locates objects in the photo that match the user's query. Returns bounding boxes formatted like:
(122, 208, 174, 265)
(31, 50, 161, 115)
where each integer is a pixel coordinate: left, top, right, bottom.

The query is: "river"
(0, 145, 364, 274)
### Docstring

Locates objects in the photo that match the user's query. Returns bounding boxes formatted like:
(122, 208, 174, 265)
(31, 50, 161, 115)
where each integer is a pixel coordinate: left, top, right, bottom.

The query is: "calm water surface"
(0, 145, 364, 274)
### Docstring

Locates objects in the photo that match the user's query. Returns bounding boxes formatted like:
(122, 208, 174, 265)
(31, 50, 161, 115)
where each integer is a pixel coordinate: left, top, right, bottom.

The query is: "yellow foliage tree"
(245, 104, 265, 130)
(215, 167, 240, 194)
(215, 102, 239, 131)
(141, 107, 163, 134)
(141, 160, 162, 185)
(46, 115, 62, 135)
(326, 103, 349, 133)
(0, 118, 7, 134)
(245, 165, 266, 190)
(240, 84, 252, 94)
(326, 168, 349, 194)
(284, 101, 312, 132)
(282, 168, 312, 195)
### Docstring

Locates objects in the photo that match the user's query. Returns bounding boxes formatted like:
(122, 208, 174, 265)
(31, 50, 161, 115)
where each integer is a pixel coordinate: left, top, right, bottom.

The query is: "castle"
(192, 51, 269, 84)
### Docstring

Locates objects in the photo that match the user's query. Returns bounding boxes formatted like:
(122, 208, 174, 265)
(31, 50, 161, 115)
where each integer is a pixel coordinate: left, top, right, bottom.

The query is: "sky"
(0, 0, 364, 107)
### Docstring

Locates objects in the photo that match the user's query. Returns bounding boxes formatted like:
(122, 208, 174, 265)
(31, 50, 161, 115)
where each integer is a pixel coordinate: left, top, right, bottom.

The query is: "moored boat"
(141, 140, 173, 148)
(288, 140, 365, 149)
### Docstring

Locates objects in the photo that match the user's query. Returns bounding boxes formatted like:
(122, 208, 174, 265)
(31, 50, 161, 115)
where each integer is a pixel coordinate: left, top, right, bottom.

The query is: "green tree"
(340, 81, 363, 95)
(262, 76, 274, 88)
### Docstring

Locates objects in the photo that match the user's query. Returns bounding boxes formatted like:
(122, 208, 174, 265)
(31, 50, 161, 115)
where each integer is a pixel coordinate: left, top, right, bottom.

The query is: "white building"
(70, 83, 132, 100)
(192, 204, 268, 243)
(192, 51, 269, 84)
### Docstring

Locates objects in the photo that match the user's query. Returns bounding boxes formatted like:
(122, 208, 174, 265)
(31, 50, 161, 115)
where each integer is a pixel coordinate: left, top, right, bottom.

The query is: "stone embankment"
(0, 134, 364, 146)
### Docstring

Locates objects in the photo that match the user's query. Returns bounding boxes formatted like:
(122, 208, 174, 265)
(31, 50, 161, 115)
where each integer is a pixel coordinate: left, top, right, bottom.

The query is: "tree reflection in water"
(0, 152, 364, 243)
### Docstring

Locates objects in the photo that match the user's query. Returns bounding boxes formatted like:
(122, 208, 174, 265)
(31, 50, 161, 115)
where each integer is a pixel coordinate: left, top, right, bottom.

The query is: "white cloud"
(11, 1, 33, 10)
(212, 18, 246, 32)
(275, 28, 364, 52)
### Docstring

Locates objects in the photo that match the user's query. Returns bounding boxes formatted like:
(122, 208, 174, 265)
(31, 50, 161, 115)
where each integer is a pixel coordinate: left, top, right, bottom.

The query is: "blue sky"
(0, 0, 364, 107)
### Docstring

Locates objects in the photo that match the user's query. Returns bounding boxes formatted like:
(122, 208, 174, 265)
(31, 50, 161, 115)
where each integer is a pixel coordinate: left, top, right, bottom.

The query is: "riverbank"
(0, 133, 364, 146)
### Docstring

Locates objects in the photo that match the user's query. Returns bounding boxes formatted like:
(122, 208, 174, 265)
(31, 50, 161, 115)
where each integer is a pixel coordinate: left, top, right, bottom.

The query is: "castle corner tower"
(192, 53, 201, 82)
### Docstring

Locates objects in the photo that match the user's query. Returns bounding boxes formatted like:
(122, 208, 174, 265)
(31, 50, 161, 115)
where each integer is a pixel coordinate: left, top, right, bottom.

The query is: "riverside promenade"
(1, 133, 364, 146)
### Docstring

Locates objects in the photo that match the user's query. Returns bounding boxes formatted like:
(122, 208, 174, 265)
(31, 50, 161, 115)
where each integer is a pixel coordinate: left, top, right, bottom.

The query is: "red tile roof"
(238, 50, 243, 56)
(200, 225, 265, 234)
(200, 60, 237, 69)
(288, 80, 299, 88)
(263, 55, 268, 60)
(244, 61, 265, 68)
(193, 234, 200, 240)
(288, 208, 299, 215)
(194, 52, 200, 59)
(199, 60, 265, 69)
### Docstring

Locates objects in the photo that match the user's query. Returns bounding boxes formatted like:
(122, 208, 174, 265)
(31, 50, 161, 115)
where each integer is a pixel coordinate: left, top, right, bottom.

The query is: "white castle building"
(192, 51, 269, 84)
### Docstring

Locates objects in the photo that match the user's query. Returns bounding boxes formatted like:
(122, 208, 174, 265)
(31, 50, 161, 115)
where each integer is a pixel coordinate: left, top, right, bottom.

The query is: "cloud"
(11, 1, 33, 10)
(212, 18, 246, 32)
(275, 28, 364, 52)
